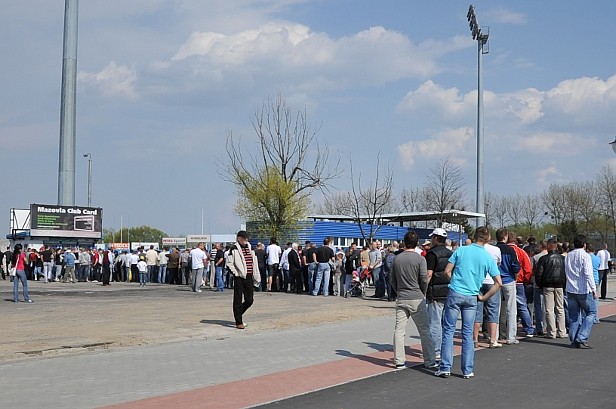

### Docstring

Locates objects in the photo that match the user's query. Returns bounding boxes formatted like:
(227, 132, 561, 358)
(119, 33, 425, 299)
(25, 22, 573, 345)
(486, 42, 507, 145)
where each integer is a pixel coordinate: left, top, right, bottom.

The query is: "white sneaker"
(434, 370, 450, 378)
(463, 373, 474, 379)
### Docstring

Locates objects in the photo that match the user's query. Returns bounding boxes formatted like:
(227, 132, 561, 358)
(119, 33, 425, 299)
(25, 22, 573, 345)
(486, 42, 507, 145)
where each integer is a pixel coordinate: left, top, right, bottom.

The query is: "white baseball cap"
(429, 228, 448, 238)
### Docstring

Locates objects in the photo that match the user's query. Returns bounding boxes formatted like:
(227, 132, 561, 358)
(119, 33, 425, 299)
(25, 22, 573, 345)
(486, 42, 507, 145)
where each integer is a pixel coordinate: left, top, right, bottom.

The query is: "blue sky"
(2, 0, 616, 237)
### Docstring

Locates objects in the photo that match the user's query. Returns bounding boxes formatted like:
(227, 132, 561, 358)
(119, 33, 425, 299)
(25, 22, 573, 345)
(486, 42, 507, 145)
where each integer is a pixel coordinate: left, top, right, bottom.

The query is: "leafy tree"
(103, 226, 168, 244)
(235, 166, 309, 241)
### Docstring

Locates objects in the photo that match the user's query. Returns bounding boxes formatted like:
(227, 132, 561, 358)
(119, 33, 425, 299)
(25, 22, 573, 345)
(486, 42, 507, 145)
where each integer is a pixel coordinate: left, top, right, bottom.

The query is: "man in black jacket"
(534, 239, 567, 339)
(425, 228, 453, 361)
(288, 243, 302, 294)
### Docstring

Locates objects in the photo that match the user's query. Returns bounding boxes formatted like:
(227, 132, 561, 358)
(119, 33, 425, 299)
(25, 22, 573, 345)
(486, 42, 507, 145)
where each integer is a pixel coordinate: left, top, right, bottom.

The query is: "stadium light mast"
(57, 0, 79, 206)
(83, 153, 92, 206)
(467, 4, 489, 227)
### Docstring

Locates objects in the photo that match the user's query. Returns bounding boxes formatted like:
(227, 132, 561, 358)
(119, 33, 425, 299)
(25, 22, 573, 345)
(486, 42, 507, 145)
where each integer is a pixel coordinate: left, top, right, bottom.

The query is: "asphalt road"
(260, 315, 616, 409)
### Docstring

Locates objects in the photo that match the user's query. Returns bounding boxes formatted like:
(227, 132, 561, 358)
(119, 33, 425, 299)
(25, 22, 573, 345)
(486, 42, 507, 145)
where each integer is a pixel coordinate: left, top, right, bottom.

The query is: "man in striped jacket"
(227, 231, 261, 329)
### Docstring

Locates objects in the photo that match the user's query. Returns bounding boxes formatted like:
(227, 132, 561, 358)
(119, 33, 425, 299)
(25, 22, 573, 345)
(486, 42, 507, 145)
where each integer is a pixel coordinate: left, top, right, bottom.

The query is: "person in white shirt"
(130, 251, 140, 283)
(190, 243, 208, 293)
(597, 243, 611, 299)
(158, 249, 168, 284)
(145, 245, 158, 283)
(280, 243, 292, 292)
(266, 238, 282, 291)
(137, 257, 148, 287)
(475, 241, 502, 348)
(564, 234, 597, 349)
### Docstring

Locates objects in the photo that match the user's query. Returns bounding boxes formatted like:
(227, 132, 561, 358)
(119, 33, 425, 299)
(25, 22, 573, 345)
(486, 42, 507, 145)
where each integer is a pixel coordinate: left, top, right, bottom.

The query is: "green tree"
(103, 226, 168, 244)
(236, 166, 309, 241)
(222, 94, 339, 239)
(558, 219, 578, 244)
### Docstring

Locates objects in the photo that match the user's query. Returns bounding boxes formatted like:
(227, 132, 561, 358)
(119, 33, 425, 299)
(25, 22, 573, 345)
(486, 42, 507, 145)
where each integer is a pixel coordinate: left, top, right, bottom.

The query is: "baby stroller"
(345, 269, 373, 299)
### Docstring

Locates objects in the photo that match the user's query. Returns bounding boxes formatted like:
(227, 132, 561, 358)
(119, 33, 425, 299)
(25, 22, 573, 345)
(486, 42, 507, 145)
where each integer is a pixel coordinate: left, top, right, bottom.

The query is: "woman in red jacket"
(12, 244, 33, 303)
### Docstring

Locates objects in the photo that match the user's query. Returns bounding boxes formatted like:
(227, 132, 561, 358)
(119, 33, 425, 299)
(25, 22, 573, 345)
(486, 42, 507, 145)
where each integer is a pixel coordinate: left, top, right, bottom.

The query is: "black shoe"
(577, 342, 592, 349)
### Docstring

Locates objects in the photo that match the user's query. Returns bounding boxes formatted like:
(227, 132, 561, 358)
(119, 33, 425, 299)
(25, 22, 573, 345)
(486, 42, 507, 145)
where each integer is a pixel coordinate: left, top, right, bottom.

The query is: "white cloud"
(397, 74, 616, 162)
(545, 75, 616, 118)
(397, 127, 472, 170)
(499, 88, 544, 124)
(513, 131, 581, 153)
(166, 23, 466, 93)
(536, 163, 563, 187)
(485, 8, 527, 25)
(79, 61, 138, 99)
(397, 80, 474, 120)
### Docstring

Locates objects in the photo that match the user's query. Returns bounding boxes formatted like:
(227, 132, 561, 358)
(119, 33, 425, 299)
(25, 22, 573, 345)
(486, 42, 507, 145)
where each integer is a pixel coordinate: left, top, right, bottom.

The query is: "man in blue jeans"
(564, 234, 597, 349)
(435, 226, 502, 379)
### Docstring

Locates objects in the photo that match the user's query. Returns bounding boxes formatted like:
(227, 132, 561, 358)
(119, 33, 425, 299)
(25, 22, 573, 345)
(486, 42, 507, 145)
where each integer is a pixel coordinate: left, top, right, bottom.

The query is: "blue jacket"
(64, 251, 76, 267)
(495, 242, 520, 284)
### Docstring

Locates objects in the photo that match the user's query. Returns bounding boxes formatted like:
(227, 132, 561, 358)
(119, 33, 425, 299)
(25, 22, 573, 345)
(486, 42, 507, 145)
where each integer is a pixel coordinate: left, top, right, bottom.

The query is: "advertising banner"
(162, 237, 187, 246)
(30, 203, 103, 239)
(111, 243, 130, 250)
(186, 234, 210, 243)
(130, 242, 159, 251)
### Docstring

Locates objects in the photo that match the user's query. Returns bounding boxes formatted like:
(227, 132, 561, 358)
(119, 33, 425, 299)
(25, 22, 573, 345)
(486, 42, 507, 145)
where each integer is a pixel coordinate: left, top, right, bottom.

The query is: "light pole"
(467, 5, 489, 227)
(83, 153, 92, 206)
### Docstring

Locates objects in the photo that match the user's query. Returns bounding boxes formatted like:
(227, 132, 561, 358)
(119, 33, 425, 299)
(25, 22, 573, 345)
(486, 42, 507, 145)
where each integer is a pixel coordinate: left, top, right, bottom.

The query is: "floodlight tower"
(83, 153, 92, 207)
(467, 5, 489, 227)
(57, 0, 79, 206)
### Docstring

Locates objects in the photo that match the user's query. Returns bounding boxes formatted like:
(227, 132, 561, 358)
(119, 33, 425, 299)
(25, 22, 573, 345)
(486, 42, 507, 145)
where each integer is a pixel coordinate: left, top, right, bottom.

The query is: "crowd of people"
(3, 227, 610, 377)
(387, 227, 608, 378)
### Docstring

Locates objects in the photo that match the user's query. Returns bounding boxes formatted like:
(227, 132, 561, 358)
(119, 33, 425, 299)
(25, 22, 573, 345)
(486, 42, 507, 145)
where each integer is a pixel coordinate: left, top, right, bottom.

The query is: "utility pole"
(467, 5, 489, 227)
(57, 0, 79, 206)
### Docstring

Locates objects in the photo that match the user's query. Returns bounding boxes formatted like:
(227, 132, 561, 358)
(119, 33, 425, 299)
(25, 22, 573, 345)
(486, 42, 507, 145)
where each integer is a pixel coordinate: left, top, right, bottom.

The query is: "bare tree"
(221, 94, 340, 239)
(506, 194, 523, 227)
(519, 193, 544, 235)
(313, 192, 353, 215)
(399, 187, 425, 213)
(483, 191, 495, 229)
(490, 193, 510, 229)
(422, 156, 466, 224)
(596, 165, 616, 247)
(347, 153, 395, 242)
(541, 183, 568, 229)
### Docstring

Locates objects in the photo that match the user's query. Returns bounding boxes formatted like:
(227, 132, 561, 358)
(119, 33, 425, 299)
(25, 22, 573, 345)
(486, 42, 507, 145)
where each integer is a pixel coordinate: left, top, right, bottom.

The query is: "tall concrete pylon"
(57, 0, 79, 206)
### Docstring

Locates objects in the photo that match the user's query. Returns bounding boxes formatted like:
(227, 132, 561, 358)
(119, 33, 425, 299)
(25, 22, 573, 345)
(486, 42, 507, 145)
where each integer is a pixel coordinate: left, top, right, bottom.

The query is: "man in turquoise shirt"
(435, 226, 502, 379)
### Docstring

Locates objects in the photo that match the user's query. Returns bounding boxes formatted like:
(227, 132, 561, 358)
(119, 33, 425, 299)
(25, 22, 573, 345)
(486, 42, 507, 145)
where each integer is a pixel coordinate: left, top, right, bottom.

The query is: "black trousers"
(131, 264, 139, 282)
(102, 265, 111, 285)
(600, 269, 609, 299)
(167, 267, 180, 284)
(233, 275, 254, 325)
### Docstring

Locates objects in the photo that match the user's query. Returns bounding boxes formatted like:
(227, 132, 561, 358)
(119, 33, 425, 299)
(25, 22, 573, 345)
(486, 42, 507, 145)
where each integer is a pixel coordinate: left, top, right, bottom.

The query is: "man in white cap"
(425, 228, 453, 362)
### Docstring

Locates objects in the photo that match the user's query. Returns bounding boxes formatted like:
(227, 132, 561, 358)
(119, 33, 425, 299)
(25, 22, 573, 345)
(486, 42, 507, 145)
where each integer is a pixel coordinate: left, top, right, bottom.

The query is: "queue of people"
(388, 227, 604, 379)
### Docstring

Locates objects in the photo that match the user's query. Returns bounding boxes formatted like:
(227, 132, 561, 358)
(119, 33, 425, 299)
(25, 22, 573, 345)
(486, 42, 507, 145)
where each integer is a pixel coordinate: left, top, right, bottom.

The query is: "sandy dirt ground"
(1, 280, 393, 362)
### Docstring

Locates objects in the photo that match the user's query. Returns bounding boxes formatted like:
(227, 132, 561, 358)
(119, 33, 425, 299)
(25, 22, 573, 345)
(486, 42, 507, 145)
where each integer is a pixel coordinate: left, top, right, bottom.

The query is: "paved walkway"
(2, 280, 615, 409)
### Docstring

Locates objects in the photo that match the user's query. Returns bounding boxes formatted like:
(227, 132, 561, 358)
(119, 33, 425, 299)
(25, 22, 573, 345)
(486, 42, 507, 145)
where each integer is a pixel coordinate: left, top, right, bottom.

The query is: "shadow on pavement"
(200, 319, 236, 328)
(334, 349, 391, 368)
